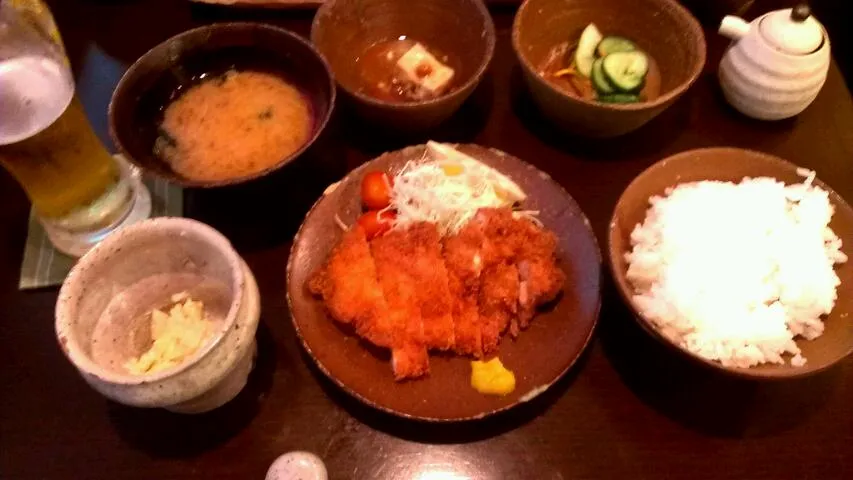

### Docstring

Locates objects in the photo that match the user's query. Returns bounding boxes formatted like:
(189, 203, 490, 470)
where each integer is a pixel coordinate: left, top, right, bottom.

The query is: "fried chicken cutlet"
(516, 236, 564, 326)
(308, 226, 393, 347)
(443, 208, 564, 355)
(309, 207, 564, 380)
(475, 208, 565, 340)
(443, 222, 487, 357)
(310, 224, 434, 380)
(479, 261, 520, 352)
(370, 222, 457, 379)
(401, 223, 456, 351)
(369, 230, 429, 380)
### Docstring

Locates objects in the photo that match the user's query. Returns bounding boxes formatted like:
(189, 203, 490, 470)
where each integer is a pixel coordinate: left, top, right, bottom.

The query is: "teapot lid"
(760, 4, 824, 55)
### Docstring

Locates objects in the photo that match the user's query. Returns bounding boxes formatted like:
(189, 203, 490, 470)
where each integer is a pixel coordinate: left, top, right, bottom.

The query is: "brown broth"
(356, 38, 460, 103)
(157, 70, 312, 182)
(539, 42, 662, 103)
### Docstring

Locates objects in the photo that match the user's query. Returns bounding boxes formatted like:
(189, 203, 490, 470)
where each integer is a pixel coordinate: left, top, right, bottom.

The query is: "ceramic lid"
(760, 4, 824, 55)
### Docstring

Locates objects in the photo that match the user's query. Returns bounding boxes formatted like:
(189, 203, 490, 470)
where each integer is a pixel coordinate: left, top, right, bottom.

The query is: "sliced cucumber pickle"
(598, 93, 641, 103)
(601, 51, 649, 92)
(574, 23, 603, 77)
(591, 58, 615, 94)
(596, 36, 638, 57)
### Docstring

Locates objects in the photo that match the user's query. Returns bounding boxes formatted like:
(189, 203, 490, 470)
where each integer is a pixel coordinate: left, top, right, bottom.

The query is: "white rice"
(625, 172, 847, 368)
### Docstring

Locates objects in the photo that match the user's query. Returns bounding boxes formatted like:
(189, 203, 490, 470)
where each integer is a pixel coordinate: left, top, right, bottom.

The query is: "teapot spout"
(719, 15, 751, 40)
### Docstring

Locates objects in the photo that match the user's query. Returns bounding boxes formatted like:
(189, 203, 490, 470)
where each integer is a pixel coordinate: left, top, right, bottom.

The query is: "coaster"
(19, 177, 182, 290)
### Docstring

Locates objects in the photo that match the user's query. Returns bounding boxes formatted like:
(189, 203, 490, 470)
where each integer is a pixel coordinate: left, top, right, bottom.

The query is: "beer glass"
(0, 1, 150, 256)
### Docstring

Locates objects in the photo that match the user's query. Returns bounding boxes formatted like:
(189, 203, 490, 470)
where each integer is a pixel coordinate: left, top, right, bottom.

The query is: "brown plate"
(189, 0, 322, 8)
(188, 0, 521, 9)
(609, 147, 853, 379)
(287, 144, 601, 421)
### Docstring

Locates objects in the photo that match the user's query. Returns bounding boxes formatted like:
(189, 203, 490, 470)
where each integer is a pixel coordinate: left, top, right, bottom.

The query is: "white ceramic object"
(55, 217, 261, 414)
(718, 4, 830, 120)
(266, 452, 328, 480)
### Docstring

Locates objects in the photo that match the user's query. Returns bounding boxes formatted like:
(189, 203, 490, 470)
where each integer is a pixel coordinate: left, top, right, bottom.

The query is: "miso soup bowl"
(311, 0, 495, 133)
(110, 22, 336, 188)
(512, 0, 706, 137)
(55, 218, 261, 413)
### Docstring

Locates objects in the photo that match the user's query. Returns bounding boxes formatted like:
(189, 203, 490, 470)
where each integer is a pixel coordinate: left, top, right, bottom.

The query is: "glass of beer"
(0, 1, 150, 256)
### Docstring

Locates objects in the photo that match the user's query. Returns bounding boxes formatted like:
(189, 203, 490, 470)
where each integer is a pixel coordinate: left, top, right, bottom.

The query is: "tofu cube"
(395, 43, 455, 98)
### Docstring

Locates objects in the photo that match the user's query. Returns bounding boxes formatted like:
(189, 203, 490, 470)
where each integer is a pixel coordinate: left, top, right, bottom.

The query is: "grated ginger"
(124, 295, 213, 375)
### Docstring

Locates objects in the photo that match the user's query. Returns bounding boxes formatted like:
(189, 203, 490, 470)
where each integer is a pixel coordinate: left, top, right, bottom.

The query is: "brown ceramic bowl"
(609, 148, 853, 379)
(310, 0, 495, 133)
(110, 22, 336, 188)
(512, 0, 706, 138)
(287, 144, 601, 421)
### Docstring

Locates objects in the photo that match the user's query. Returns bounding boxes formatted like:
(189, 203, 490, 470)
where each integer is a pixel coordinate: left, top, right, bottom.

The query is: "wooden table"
(2, 1, 852, 478)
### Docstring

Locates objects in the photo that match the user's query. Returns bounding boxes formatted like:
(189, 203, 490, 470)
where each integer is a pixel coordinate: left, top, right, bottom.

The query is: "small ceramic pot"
(55, 217, 261, 413)
(718, 5, 830, 120)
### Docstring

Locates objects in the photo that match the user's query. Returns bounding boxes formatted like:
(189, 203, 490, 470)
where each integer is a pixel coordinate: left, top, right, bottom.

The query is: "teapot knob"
(791, 3, 811, 22)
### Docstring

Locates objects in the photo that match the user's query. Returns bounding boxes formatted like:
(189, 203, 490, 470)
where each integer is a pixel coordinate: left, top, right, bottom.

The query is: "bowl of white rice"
(608, 147, 853, 379)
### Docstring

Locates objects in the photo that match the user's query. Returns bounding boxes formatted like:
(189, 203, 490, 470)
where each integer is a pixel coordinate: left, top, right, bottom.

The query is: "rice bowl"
(608, 148, 853, 379)
(625, 172, 846, 368)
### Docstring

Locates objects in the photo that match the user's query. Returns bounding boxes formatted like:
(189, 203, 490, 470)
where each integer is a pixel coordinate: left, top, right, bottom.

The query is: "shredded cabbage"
(390, 143, 527, 235)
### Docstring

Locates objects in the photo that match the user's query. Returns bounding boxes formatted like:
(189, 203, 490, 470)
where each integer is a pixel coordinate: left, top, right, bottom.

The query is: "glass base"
(41, 162, 152, 257)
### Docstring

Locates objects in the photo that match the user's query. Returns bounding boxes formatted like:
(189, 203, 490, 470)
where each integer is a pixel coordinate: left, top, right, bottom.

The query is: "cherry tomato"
(361, 171, 393, 210)
(357, 210, 396, 239)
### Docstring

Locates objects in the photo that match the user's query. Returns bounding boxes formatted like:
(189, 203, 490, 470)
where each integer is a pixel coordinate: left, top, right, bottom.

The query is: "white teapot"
(718, 3, 829, 120)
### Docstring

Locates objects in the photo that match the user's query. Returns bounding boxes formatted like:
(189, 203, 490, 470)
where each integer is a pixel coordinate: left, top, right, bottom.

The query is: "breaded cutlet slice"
(447, 275, 483, 358)
(443, 222, 487, 357)
(474, 208, 525, 339)
(405, 223, 456, 351)
(370, 229, 430, 380)
(487, 210, 564, 326)
(474, 208, 518, 263)
(475, 208, 565, 329)
(514, 223, 565, 326)
(308, 226, 393, 348)
(479, 261, 519, 354)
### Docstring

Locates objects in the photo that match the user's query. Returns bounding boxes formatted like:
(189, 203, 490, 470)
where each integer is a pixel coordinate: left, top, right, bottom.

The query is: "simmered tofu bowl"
(311, 0, 496, 132)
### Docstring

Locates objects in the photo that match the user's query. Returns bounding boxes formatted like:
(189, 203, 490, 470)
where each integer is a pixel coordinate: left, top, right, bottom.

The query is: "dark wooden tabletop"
(2, 1, 853, 479)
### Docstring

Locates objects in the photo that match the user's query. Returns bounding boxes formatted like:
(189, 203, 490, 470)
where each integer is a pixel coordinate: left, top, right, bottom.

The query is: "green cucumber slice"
(591, 58, 615, 94)
(598, 93, 641, 103)
(601, 51, 648, 92)
(596, 36, 638, 57)
(574, 23, 603, 77)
